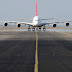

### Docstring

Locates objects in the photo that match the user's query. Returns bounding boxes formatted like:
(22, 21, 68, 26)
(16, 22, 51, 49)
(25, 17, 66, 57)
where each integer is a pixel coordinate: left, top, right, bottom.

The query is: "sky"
(0, 0, 72, 22)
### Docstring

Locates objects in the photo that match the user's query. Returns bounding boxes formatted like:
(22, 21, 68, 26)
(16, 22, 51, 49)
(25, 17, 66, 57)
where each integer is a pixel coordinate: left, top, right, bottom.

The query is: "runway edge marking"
(34, 31, 38, 72)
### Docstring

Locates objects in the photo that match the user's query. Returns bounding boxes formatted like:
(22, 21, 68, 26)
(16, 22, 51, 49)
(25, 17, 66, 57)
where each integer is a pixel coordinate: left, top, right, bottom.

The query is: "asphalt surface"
(0, 31, 72, 72)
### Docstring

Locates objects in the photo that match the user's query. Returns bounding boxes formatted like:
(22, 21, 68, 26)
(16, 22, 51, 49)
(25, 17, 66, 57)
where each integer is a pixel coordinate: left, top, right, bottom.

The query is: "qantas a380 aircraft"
(1, 0, 72, 31)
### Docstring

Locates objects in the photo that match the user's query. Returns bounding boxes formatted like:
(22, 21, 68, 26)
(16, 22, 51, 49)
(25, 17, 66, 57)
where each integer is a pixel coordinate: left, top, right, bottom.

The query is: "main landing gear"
(28, 28, 31, 31)
(43, 25, 46, 31)
(43, 28, 46, 31)
(28, 25, 35, 31)
(28, 25, 46, 31)
(28, 25, 31, 31)
(32, 28, 35, 31)
(39, 27, 41, 31)
(28, 28, 46, 31)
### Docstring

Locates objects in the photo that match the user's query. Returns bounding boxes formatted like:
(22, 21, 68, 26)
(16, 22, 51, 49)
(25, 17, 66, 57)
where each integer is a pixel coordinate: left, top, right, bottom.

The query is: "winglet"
(36, 0, 37, 16)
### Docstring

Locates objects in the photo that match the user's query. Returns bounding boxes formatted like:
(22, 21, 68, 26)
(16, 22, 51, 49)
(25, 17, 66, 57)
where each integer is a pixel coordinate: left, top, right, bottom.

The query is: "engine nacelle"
(4, 23, 8, 27)
(17, 24, 21, 27)
(66, 23, 70, 26)
(53, 24, 56, 27)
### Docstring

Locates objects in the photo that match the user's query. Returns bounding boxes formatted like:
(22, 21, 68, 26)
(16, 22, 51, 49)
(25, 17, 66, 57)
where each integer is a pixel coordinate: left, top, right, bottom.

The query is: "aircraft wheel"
(32, 28, 35, 31)
(39, 27, 41, 31)
(28, 28, 31, 31)
(43, 28, 46, 31)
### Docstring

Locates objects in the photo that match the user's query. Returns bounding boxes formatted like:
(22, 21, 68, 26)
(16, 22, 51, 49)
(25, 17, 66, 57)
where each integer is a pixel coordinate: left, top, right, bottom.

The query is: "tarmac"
(0, 30, 72, 72)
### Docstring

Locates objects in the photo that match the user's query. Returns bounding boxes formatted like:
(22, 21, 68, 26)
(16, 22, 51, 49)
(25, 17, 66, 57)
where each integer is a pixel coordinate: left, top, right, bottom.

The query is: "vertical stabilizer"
(36, 0, 37, 16)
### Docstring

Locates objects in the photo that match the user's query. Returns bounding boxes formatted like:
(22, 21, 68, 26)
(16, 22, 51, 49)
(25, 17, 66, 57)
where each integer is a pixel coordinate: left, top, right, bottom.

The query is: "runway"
(0, 31, 72, 72)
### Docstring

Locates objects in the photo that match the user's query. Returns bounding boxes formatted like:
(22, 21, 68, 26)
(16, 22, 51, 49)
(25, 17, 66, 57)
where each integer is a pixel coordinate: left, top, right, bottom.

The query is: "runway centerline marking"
(34, 31, 38, 72)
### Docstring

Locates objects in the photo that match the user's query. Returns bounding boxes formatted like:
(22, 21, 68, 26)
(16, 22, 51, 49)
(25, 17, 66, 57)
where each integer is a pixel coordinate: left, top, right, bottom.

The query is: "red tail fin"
(36, 0, 37, 16)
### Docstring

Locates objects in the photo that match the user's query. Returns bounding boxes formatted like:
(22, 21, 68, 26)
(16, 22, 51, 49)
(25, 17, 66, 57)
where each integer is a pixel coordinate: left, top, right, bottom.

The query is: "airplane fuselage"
(32, 16, 42, 27)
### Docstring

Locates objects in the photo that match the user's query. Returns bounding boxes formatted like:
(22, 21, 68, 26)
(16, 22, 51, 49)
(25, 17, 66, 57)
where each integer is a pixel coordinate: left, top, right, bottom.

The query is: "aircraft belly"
(33, 24, 42, 27)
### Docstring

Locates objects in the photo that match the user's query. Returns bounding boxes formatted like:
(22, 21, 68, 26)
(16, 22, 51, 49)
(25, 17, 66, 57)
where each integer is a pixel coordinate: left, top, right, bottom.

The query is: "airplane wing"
(0, 21, 33, 26)
(19, 18, 33, 21)
(39, 21, 72, 27)
(0, 21, 18, 23)
(41, 18, 54, 20)
(42, 21, 72, 25)
(18, 22, 33, 26)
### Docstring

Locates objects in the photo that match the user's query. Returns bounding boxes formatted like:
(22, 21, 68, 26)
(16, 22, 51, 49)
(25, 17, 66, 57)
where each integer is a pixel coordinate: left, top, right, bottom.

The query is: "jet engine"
(53, 24, 56, 27)
(17, 24, 21, 27)
(66, 23, 70, 26)
(4, 23, 8, 27)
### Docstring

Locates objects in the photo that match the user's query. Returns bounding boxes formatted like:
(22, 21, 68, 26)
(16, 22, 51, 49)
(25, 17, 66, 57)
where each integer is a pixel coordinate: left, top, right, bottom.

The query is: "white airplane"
(0, 0, 72, 31)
